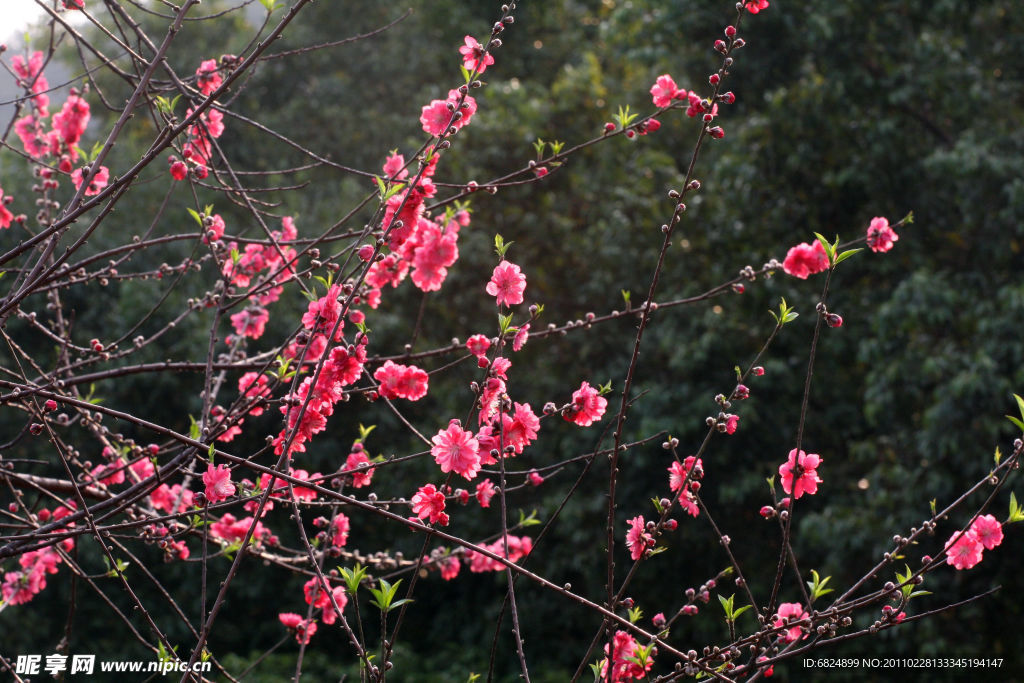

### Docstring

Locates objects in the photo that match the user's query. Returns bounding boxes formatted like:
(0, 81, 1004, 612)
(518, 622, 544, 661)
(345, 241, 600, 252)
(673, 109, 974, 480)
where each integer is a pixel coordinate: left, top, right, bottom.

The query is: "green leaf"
(498, 313, 514, 335)
(807, 569, 833, 602)
(189, 415, 201, 441)
(651, 497, 664, 514)
(156, 641, 179, 664)
(494, 233, 513, 259)
(614, 104, 638, 128)
(621, 290, 631, 308)
(1008, 492, 1024, 524)
(995, 446, 1003, 465)
(533, 138, 547, 157)
(930, 499, 937, 516)
(550, 140, 565, 156)
(628, 606, 643, 623)
(460, 65, 472, 85)
(718, 593, 734, 620)
(207, 443, 215, 463)
(772, 297, 799, 325)
(833, 248, 862, 266)
(338, 563, 369, 594)
(186, 208, 203, 229)
(1005, 415, 1024, 432)
(1012, 393, 1024, 425)
(517, 509, 541, 527)
(357, 424, 376, 442)
(369, 578, 409, 613)
(597, 380, 613, 396)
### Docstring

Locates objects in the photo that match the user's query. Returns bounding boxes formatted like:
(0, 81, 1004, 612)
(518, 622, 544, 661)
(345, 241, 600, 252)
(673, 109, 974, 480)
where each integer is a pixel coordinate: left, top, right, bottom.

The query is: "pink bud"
(725, 25, 737, 38)
(44, 399, 57, 412)
(709, 126, 725, 139)
(169, 160, 188, 181)
(358, 245, 374, 262)
(714, 39, 727, 53)
(709, 73, 720, 85)
(604, 122, 616, 133)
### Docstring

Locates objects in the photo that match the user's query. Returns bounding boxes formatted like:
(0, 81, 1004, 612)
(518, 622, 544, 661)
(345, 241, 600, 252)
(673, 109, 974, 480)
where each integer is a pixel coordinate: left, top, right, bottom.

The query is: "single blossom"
(459, 35, 495, 74)
(650, 74, 686, 108)
(195, 59, 222, 96)
(782, 241, 829, 279)
(330, 513, 350, 547)
(0, 187, 15, 229)
(724, 414, 740, 434)
(466, 334, 491, 358)
(866, 216, 899, 253)
(944, 529, 983, 570)
(70, 165, 110, 196)
(512, 323, 530, 351)
(344, 450, 375, 488)
(438, 555, 460, 580)
(374, 361, 429, 400)
(199, 462, 234, 505)
(778, 448, 822, 499)
(411, 483, 449, 525)
(431, 420, 482, 479)
(486, 260, 527, 307)
(420, 99, 452, 137)
(745, 0, 769, 13)
(970, 514, 1004, 550)
(773, 602, 808, 643)
(625, 515, 652, 561)
(564, 381, 608, 427)
(668, 456, 703, 492)
(475, 479, 496, 508)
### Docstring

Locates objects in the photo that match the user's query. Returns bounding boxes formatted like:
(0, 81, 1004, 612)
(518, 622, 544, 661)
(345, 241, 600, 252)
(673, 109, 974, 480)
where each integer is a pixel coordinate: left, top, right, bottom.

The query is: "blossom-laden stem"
(765, 266, 834, 623)
(594, 7, 747, 679)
